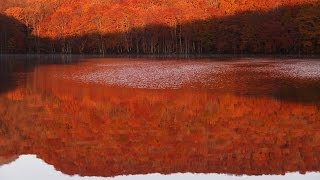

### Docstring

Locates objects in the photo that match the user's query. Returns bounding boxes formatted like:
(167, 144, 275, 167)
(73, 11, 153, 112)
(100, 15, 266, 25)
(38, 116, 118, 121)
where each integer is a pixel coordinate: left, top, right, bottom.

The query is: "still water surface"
(0, 56, 320, 179)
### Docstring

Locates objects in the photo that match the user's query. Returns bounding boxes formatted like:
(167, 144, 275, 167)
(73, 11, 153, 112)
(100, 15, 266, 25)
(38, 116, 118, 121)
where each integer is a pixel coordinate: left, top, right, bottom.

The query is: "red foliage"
(1, 0, 320, 54)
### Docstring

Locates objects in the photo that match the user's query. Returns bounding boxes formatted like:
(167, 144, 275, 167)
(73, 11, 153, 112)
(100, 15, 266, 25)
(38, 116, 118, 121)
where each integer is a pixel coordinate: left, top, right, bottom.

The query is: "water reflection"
(0, 56, 320, 178)
(1, 155, 319, 180)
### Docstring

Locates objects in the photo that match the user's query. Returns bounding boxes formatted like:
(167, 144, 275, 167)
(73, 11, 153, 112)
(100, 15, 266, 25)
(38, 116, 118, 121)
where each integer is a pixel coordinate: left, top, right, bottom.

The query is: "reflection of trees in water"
(0, 155, 19, 166)
(0, 81, 319, 176)
(0, 55, 81, 95)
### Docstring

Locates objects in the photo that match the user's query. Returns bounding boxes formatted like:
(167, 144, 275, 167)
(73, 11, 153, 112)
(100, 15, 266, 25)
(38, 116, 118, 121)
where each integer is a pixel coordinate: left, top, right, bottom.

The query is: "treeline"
(55, 3, 320, 55)
(1, 1, 320, 54)
(0, 14, 30, 54)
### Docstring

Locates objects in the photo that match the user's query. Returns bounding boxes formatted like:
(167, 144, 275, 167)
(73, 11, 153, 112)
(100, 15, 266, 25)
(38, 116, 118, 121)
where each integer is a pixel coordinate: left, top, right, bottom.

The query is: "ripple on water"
(56, 59, 320, 90)
(72, 61, 228, 89)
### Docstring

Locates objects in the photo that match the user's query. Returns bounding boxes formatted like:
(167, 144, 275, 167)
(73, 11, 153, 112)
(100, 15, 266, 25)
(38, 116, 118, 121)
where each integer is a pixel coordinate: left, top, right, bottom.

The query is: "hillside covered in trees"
(1, 0, 320, 54)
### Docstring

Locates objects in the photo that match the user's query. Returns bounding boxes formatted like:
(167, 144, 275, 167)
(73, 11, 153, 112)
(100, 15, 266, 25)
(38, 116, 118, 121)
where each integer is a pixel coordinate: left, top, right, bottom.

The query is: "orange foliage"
(1, 0, 320, 54)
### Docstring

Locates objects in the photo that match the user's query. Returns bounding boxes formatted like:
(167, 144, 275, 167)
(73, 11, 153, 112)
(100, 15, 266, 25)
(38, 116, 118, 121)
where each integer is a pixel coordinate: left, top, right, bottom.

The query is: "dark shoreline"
(1, 53, 320, 60)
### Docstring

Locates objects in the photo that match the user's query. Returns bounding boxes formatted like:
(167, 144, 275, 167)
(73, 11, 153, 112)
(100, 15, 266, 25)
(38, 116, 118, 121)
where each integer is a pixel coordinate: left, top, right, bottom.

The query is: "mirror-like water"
(0, 56, 320, 179)
(1, 155, 319, 180)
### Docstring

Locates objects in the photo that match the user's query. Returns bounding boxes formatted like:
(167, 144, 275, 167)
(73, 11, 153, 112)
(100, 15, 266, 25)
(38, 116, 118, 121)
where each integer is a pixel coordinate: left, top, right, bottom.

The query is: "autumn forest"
(1, 0, 320, 55)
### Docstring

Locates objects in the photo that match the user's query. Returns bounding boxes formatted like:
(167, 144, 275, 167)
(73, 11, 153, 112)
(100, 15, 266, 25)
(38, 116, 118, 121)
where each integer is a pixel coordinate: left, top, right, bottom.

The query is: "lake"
(0, 55, 320, 180)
